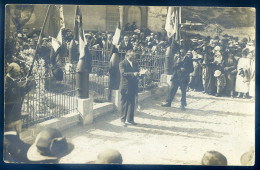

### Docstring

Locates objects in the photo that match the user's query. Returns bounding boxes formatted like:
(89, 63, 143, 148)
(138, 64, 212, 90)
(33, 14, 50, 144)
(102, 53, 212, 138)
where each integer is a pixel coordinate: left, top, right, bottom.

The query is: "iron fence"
(89, 47, 110, 102)
(88, 48, 165, 93)
(21, 65, 77, 127)
(20, 48, 165, 127)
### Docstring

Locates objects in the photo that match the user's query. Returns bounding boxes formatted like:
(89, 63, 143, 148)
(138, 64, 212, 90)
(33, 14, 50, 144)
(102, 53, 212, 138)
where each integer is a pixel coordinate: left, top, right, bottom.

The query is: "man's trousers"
(166, 80, 188, 106)
(120, 90, 136, 123)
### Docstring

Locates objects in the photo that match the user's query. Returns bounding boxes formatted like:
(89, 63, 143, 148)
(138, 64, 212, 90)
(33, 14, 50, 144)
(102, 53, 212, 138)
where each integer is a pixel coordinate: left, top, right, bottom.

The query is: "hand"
(224, 67, 229, 71)
(180, 68, 185, 72)
(134, 72, 139, 76)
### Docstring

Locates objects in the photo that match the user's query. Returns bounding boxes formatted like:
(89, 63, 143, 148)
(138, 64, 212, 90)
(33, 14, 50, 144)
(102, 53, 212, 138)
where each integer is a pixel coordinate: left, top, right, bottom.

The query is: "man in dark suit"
(4, 63, 33, 131)
(119, 50, 139, 127)
(119, 36, 133, 52)
(161, 49, 194, 110)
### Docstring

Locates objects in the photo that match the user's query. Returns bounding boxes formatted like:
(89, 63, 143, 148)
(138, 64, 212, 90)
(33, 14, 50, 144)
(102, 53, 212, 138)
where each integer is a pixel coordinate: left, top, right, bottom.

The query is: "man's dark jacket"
(119, 59, 139, 96)
(171, 55, 194, 84)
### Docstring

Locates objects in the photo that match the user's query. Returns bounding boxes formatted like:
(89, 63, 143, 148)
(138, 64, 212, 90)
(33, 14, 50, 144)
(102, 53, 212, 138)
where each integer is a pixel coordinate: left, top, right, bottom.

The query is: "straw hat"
(214, 70, 221, 77)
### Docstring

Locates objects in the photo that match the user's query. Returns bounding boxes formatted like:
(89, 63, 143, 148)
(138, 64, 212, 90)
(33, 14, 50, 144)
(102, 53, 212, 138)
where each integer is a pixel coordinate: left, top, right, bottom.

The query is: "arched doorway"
(127, 6, 141, 28)
(122, 6, 147, 29)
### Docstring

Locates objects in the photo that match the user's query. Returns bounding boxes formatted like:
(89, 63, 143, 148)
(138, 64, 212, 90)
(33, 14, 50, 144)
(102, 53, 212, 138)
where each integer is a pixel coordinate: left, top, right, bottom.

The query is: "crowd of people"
(6, 22, 255, 100)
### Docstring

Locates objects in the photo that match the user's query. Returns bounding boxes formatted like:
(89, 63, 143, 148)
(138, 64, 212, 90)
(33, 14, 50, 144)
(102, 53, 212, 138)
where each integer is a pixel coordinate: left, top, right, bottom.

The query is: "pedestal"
(160, 74, 172, 86)
(77, 98, 93, 125)
(111, 90, 121, 111)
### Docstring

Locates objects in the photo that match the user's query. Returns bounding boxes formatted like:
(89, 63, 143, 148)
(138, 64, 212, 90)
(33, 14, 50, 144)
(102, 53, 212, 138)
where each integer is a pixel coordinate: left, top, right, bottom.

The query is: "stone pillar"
(77, 98, 93, 125)
(119, 6, 124, 29)
(160, 74, 172, 86)
(111, 90, 121, 111)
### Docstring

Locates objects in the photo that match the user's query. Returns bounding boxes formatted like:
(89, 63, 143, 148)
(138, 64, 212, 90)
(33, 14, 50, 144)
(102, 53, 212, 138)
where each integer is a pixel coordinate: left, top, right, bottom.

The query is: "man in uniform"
(161, 49, 194, 110)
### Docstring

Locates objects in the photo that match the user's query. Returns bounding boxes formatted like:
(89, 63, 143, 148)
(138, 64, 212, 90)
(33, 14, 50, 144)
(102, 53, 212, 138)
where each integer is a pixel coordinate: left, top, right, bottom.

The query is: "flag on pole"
(74, 5, 86, 59)
(44, 5, 65, 52)
(112, 22, 121, 46)
(165, 7, 181, 40)
(165, 7, 175, 38)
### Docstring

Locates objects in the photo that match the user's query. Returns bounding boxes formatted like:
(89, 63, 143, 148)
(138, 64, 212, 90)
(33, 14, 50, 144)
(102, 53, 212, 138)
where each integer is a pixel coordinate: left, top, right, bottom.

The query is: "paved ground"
(60, 90, 255, 165)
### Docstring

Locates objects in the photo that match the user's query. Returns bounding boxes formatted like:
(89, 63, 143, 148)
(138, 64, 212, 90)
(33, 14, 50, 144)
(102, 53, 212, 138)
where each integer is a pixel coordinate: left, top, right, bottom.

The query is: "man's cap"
(27, 128, 73, 161)
(95, 148, 123, 164)
(201, 151, 227, 166)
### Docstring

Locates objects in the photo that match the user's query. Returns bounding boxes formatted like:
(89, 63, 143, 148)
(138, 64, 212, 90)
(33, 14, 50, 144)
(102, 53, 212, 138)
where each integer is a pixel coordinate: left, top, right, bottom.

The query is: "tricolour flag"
(165, 7, 181, 40)
(112, 22, 121, 46)
(44, 5, 65, 52)
(165, 7, 175, 38)
(74, 5, 86, 59)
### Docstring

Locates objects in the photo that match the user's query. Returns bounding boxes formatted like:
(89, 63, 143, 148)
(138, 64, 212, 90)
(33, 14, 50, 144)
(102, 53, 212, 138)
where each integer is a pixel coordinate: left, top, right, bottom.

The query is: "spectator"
(119, 35, 133, 52)
(240, 146, 255, 166)
(223, 51, 237, 97)
(201, 151, 227, 166)
(235, 48, 251, 98)
(94, 148, 123, 164)
(4, 63, 33, 133)
(214, 70, 226, 97)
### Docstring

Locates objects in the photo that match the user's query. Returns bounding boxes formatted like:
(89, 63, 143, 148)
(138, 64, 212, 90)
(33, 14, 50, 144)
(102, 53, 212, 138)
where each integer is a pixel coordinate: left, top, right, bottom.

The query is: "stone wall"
(8, 5, 107, 33)
(147, 6, 168, 32)
(8, 5, 169, 33)
(106, 6, 120, 32)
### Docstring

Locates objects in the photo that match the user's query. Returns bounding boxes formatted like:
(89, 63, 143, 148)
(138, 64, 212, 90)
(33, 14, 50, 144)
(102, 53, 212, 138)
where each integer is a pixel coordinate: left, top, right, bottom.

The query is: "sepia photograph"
(3, 4, 255, 165)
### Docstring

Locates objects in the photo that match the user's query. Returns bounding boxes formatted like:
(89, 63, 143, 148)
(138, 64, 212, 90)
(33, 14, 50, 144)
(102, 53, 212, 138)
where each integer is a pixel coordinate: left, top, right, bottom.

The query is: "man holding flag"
(161, 7, 193, 110)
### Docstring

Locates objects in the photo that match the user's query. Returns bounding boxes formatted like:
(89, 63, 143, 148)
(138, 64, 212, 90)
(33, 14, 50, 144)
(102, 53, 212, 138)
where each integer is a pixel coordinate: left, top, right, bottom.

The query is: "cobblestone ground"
(60, 90, 255, 165)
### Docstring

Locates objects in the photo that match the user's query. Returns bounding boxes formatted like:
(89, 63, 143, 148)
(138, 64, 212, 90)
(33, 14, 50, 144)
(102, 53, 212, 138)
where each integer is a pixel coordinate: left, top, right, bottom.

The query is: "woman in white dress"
(235, 48, 251, 98)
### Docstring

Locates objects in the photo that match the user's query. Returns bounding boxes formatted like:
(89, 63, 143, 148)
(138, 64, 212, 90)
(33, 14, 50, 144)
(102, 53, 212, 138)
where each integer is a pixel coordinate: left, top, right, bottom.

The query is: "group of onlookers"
(6, 23, 255, 100)
(186, 35, 255, 99)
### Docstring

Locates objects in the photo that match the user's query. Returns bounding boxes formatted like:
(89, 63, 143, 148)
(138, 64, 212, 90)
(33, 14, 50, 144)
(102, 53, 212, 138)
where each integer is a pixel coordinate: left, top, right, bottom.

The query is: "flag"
(165, 7, 175, 38)
(74, 5, 86, 59)
(165, 7, 181, 40)
(44, 5, 65, 52)
(112, 22, 121, 46)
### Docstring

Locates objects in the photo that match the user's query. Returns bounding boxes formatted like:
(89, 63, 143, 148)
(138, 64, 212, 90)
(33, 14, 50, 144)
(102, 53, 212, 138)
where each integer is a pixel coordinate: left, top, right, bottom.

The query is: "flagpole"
(26, 5, 51, 78)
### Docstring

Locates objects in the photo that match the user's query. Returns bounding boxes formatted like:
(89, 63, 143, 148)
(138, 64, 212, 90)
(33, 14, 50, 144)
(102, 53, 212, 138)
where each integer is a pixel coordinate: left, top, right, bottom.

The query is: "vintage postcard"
(4, 4, 255, 165)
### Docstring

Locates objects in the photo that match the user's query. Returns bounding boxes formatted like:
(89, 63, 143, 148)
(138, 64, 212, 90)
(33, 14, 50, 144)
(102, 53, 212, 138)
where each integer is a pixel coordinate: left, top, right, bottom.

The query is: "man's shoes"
(128, 121, 137, 126)
(121, 121, 127, 127)
(181, 105, 186, 111)
(161, 103, 171, 107)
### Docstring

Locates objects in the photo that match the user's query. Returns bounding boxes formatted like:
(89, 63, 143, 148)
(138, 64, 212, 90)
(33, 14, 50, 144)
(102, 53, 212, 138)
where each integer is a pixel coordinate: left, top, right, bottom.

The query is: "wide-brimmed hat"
(214, 70, 222, 77)
(27, 128, 73, 162)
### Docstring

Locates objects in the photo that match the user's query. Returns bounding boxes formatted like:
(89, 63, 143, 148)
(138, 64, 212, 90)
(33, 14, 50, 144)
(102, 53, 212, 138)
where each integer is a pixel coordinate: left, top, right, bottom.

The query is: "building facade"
(7, 5, 168, 34)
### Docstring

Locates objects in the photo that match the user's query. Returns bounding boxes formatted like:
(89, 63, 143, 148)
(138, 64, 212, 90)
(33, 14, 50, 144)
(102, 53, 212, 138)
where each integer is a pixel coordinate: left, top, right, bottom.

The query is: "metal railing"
(20, 48, 165, 127)
(21, 66, 77, 127)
